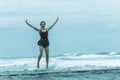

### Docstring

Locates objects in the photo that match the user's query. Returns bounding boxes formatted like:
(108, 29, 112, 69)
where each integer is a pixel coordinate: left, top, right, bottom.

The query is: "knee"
(45, 50, 49, 55)
(38, 53, 43, 57)
(40, 50, 43, 53)
(46, 53, 49, 57)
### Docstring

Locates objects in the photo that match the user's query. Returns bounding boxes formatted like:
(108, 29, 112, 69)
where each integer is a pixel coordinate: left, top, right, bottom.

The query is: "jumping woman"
(25, 17, 59, 70)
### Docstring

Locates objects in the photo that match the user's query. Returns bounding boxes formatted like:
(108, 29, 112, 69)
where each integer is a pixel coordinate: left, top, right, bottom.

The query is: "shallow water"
(0, 69, 120, 80)
(0, 52, 120, 80)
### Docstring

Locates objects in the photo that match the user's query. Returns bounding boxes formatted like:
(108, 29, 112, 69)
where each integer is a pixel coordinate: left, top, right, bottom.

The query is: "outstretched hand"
(57, 16, 59, 20)
(25, 19, 28, 24)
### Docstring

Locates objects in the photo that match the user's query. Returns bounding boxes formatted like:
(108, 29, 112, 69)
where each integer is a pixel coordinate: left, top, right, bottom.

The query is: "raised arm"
(25, 19, 39, 32)
(48, 17, 59, 31)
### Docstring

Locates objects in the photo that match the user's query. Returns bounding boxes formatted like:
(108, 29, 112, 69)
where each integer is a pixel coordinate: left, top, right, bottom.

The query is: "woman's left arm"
(48, 17, 59, 31)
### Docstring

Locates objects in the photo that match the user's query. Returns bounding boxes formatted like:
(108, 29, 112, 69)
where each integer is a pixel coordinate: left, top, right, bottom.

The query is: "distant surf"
(0, 52, 120, 80)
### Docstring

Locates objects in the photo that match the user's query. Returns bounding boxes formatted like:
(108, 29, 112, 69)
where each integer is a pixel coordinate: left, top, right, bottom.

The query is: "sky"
(0, 0, 120, 57)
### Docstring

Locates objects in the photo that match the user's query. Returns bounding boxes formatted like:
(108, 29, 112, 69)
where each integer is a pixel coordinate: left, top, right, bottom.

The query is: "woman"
(25, 17, 59, 70)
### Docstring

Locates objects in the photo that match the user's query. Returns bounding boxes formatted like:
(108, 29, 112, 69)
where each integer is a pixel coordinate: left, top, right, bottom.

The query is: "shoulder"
(46, 28, 49, 32)
(46, 27, 51, 31)
(38, 29, 41, 32)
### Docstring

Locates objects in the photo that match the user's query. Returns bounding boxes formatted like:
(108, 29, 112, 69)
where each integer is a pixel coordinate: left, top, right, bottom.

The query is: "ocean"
(0, 52, 120, 80)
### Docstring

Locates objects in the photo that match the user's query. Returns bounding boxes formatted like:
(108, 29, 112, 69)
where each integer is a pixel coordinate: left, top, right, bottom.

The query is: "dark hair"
(40, 21, 46, 25)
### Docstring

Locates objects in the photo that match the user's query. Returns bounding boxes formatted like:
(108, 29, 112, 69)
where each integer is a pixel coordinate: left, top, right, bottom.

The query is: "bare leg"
(37, 46, 43, 68)
(45, 47, 49, 70)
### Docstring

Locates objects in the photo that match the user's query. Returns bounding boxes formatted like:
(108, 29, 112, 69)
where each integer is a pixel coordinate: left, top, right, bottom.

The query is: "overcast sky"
(0, 0, 120, 57)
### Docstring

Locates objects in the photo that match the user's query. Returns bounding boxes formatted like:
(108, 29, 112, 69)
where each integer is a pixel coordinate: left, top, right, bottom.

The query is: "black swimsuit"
(38, 29, 49, 48)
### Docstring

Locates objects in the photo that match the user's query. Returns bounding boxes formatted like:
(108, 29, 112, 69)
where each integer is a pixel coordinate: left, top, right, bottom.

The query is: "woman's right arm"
(25, 19, 39, 32)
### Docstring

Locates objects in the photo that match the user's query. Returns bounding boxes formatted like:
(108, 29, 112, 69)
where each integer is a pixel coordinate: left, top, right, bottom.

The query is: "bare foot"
(37, 63, 39, 69)
(46, 65, 48, 70)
